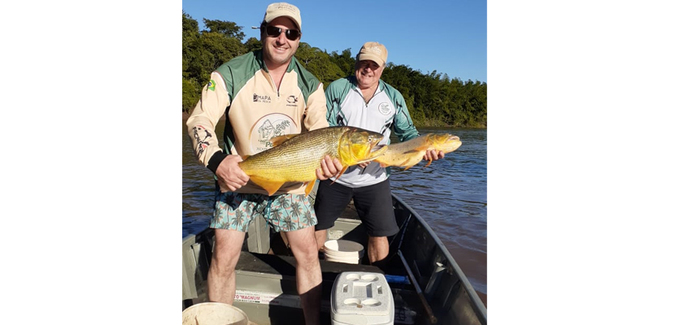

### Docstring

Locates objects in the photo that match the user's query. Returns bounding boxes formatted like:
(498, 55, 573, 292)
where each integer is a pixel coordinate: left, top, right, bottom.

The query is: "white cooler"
(330, 272, 395, 325)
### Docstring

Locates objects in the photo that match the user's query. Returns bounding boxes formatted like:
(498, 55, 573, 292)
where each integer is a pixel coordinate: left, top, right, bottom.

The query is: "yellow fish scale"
(239, 129, 342, 182)
(375, 133, 462, 170)
(239, 126, 386, 195)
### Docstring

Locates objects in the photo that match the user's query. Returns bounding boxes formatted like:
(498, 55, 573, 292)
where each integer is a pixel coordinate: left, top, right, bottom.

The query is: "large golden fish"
(374, 133, 462, 170)
(239, 126, 388, 196)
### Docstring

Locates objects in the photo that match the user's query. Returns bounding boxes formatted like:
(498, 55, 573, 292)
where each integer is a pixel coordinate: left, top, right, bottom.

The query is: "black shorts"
(314, 179, 399, 237)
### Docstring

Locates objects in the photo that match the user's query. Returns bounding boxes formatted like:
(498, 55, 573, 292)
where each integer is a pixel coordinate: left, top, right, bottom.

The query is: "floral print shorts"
(211, 192, 317, 232)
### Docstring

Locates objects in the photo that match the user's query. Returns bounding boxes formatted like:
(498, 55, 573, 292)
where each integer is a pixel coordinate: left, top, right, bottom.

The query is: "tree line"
(183, 12, 487, 128)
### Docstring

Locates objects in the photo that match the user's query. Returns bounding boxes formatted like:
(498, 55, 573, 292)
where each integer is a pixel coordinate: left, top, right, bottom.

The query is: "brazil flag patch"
(207, 79, 216, 91)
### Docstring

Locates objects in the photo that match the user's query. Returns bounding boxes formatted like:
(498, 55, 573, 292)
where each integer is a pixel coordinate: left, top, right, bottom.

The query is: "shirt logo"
(378, 102, 392, 115)
(249, 113, 298, 153)
(286, 95, 299, 107)
(253, 93, 271, 103)
(207, 79, 216, 91)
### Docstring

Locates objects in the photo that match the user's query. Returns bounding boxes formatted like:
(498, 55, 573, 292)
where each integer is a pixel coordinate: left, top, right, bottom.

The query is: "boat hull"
(182, 194, 487, 325)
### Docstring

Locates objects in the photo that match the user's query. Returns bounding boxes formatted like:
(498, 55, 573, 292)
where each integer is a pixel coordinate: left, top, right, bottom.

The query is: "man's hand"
(215, 155, 250, 192)
(423, 149, 445, 162)
(316, 155, 343, 180)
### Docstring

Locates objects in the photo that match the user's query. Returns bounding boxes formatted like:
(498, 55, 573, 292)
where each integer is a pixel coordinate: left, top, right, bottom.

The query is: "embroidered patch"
(378, 102, 392, 115)
(207, 79, 216, 91)
(253, 93, 272, 103)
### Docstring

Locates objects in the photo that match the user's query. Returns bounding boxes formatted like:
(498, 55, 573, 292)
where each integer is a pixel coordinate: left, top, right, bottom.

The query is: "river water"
(182, 124, 487, 305)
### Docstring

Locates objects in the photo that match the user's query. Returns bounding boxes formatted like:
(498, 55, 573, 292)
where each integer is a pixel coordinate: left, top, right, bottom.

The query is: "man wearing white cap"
(314, 42, 444, 266)
(186, 3, 340, 324)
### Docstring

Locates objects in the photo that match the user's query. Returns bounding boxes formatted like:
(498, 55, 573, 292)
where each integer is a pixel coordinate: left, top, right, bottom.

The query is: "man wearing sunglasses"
(314, 42, 445, 266)
(186, 3, 340, 324)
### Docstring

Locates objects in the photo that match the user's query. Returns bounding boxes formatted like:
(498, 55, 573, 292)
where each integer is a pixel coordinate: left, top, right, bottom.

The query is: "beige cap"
(264, 2, 302, 31)
(357, 42, 388, 67)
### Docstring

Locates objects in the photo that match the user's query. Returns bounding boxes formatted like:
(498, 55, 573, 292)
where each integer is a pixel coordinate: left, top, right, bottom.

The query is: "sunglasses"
(264, 26, 301, 41)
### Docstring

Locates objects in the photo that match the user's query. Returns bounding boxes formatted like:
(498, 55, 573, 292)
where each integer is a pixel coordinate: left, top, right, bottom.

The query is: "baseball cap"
(357, 42, 388, 67)
(264, 2, 302, 31)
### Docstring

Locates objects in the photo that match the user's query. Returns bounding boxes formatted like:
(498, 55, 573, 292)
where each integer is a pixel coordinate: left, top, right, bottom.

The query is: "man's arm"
(185, 72, 231, 170)
(186, 72, 251, 191)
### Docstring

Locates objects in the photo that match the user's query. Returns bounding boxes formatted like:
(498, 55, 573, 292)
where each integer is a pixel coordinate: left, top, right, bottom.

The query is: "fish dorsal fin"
(269, 134, 298, 147)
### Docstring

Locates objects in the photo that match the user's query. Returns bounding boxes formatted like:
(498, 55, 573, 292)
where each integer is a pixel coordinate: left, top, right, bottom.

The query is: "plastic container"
(330, 272, 395, 325)
(182, 302, 249, 325)
(324, 240, 364, 264)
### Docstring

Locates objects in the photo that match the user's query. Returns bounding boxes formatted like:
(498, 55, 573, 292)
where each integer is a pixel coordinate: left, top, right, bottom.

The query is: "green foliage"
(182, 13, 487, 127)
(182, 78, 202, 113)
(295, 43, 344, 87)
(203, 19, 245, 41)
(244, 37, 262, 52)
(182, 13, 246, 114)
(199, 33, 247, 73)
(330, 49, 356, 76)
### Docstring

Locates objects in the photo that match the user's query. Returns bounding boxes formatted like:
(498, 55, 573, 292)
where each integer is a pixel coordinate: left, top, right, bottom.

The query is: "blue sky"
(182, 0, 487, 83)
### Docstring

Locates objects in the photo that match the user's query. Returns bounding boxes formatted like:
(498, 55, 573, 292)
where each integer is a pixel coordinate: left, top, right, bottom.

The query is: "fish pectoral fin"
(248, 176, 285, 196)
(304, 179, 317, 196)
(331, 166, 349, 184)
(398, 157, 419, 170)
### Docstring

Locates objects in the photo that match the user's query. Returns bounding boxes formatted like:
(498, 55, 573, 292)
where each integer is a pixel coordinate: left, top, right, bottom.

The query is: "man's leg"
(208, 192, 256, 303)
(286, 227, 322, 325)
(313, 180, 353, 251)
(352, 179, 400, 265)
(314, 229, 327, 252)
(367, 235, 390, 264)
(207, 228, 246, 303)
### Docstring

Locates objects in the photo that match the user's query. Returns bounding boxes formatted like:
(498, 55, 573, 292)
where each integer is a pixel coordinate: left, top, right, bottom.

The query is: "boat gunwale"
(391, 193, 487, 321)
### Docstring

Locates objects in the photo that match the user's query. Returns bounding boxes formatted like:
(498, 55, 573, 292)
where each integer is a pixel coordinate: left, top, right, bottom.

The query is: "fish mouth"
(373, 144, 386, 152)
(338, 128, 389, 165)
(358, 144, 388, 163)
(371, 144, 387, 155)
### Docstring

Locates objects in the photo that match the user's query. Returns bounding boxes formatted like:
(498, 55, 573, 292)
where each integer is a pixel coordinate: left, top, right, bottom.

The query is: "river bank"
(182, 111, 486, 128)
